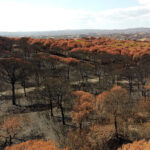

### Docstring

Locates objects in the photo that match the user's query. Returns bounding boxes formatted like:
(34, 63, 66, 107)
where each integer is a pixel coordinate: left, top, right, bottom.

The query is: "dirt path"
(0, 87, 36, 96)
(0, 77, 129, 96)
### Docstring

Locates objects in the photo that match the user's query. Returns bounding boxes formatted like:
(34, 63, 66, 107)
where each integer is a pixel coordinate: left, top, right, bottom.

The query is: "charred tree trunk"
(11, 80, 16, 105)
(59, 103, 65, 125)
(59, 95, 65, 125)
(79, 122, 82, 133)
(128, 76, 133, 95)
(4, 138, 8, 147)
(67, 66, 70, 80)
(50, 99, 53, 117)
(9, 135, 12, 146)
(22, 81, 27, 97)
(114, 115, 118, 139)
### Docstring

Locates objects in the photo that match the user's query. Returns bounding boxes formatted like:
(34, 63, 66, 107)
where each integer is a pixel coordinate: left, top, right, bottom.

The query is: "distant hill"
(0, 28, 150, 40)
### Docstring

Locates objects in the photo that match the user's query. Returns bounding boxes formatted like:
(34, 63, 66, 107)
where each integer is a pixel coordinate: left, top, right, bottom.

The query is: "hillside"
(0, 28, 150, 39)
(0, 36, 150, 150)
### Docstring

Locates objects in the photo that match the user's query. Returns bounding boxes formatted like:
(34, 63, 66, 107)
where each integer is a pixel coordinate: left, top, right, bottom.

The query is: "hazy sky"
(0, 0, 150, 31)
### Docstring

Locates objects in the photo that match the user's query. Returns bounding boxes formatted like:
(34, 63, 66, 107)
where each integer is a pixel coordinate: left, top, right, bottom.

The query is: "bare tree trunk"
(79, 122, 82, 133)
(11, 81, 16, 105)
(59, 103, 65, 125)
(128, 76, 133, 95)
(9, 135, 12, 146)
(50, 99, 53, 117)
(114, 115, 118, 139)
(67, 67, 70, 80)
(22, 81, 27, 97)
(4, 138, 8, 147)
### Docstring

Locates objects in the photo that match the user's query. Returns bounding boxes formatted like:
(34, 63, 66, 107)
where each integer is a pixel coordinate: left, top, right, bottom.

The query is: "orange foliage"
(88, 125, 114, 150)
(71, 91, 95, 125)
(0, 57, 30, 66)
(96, 86, 128, 136)
(96, 85, 127, 112)
(5, 139, 67, 150)
(96, 91, 109, 110)
(1, 36, 150, 64)
(49, 55, 80, 64)
(109, 85, 128, 103)
(118, 139, 150, 150)
(66, 129, 90, 150)
(2, 116, 22, 139)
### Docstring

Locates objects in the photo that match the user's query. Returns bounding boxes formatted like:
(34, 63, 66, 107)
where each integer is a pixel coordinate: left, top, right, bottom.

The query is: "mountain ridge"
(0, 27, 150, 38)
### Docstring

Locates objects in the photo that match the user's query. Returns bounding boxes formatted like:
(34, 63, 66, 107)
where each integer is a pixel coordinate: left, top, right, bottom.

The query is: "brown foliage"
(66, 129, 91, 150)
(1, 116, 23, 146)
(71, 91, 95, 126)
(96, 86, 129, 138)
(2, 116, 22, 137)
(96, 85, 128, 115)
(96, 91, 109, 111)
(87, 125, 114, 150)
(118, 139, 150, 150)
(5, 139, 67, 150)
(138, 99, 150, 113)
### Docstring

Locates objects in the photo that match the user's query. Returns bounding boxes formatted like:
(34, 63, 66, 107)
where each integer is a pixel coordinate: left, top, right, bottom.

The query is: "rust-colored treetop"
(96, 85, 128, 115)
(96, 91, 109, 110)
(50, 55, 80, 64)
(1, 37, 150, 60)
(71, 91, 95, 123)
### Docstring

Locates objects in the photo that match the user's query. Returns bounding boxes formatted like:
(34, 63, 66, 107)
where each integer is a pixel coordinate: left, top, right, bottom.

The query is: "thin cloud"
(0, 1, 150, 31)
(138, 0, 150, 5)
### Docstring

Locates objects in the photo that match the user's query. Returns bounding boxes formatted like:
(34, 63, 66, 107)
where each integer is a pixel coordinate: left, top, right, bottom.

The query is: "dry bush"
(133, 112, 148, 124)
(1, 116, 22, 145)
(66, 125, 114, 150)
(66, 129, 91, 150)
(0, 115, 30, 146)
(87, 125, 114, 150)
(132, 122, 150, 140)
(138, 99, 150, 113)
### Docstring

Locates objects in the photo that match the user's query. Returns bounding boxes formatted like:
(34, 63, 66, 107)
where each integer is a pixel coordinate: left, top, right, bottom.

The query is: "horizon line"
(0, 27, 150, 33)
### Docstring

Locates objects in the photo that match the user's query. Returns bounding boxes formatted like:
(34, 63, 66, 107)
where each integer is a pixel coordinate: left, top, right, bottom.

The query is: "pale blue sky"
(0, 0, 150, 31)
(25, 0, 138, 11)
